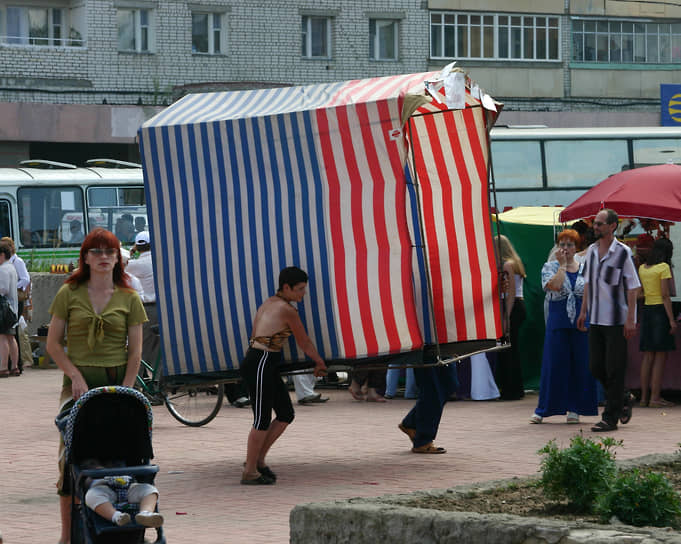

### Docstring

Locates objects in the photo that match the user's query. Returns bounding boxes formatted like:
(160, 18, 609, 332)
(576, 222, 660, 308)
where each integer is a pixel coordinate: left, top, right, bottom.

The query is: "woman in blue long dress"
(530, 228, 598, 424)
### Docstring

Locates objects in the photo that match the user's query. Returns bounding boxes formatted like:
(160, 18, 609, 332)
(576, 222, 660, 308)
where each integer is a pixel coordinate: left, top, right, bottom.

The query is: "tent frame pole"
(484, 109, 508, 339)
(406, 116, 442, 363)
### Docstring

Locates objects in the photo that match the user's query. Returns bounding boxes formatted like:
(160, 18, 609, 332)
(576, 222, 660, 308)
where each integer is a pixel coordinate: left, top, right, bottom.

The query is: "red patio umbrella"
(560, 164, 681, 222)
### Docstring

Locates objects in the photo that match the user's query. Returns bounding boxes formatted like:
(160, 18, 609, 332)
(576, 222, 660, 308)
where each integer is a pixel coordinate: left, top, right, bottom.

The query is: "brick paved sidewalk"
(1, 367, 679, 544)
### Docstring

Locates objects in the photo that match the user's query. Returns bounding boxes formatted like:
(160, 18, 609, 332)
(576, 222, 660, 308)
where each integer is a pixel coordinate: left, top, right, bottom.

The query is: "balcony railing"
(0, 35, 85, 47)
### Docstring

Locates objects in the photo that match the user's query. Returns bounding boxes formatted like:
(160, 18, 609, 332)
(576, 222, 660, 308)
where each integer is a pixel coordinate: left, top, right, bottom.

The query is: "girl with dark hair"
(47, 228, 147, 544)
(638, 237, 677, 408)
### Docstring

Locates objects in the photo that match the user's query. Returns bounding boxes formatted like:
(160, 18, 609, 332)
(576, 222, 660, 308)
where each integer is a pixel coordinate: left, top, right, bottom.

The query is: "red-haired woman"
(530, 228, 598, 424)
(47, 228, 147, 544)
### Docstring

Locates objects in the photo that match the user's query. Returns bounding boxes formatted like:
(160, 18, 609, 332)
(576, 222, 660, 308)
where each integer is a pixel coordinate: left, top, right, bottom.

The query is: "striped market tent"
(138, 70, 503, 378)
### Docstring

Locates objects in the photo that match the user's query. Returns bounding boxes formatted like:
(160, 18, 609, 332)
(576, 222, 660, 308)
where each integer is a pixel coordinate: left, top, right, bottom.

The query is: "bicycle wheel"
(163, 383, 225, 427)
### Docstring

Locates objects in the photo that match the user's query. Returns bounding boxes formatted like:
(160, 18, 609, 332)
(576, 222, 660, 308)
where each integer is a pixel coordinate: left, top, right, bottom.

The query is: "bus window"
(88, 187, 117, 207)
(119, 187, 145, 206)
(18, 187, 85, 248)
(0, 200, 11, 241)
(545, 139, 628, 187)
(491, 140, 543, 189)
(633, 138, 681, 167)
(87, 186, 147, 245)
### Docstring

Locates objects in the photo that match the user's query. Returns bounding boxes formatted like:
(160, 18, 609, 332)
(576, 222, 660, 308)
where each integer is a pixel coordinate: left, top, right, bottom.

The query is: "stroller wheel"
(164, 383, 225, 426)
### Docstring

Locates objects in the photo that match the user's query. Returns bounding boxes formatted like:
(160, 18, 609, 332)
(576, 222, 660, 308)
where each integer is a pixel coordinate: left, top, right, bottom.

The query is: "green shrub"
(596, 469, 681, 528)
(538, 435, 620, 512)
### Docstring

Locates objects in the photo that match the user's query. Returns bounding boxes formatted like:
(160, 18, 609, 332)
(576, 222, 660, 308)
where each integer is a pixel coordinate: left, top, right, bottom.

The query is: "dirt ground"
(400, 460, 681, 527)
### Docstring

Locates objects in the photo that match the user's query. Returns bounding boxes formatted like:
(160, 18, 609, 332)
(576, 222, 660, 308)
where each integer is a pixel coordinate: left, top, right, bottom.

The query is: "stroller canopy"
(59, 386, 153, 466)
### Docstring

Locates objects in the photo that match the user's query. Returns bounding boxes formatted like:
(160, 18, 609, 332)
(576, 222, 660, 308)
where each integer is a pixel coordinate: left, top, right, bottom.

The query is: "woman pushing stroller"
(47, 228, 147, 544)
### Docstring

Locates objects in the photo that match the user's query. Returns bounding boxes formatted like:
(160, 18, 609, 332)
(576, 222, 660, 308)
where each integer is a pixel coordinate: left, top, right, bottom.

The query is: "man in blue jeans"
(577, 208, 640, 432)
(398, 362, 457, 453)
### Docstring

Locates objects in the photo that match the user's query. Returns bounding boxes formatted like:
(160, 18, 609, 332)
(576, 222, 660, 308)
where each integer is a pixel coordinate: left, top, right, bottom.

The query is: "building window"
(117, 8, 153, 53)
(430, 11, 560, 61)
(192, 12, 224, 54)
(572, 18, 681, 63)
(370, 19, 398, 60)
(4, 5, 68, 46)
(301, 15, 331, 58)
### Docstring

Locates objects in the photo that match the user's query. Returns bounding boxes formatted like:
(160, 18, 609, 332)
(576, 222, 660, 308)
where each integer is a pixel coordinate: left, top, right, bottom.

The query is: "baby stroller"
(56, 386, 166, 544)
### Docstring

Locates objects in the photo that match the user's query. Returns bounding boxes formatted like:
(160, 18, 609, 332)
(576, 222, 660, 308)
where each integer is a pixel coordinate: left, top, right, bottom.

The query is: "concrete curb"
(290, 453, 681, 544)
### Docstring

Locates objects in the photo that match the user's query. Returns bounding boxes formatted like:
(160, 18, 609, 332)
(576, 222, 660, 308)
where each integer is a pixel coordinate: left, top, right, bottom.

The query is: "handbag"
(17, 281, 30, 303)
(0, 294, 17, 331)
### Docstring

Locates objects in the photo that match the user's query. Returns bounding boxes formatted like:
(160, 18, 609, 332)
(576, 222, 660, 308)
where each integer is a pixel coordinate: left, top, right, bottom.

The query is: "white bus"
(490, 126, 681, 212)
(0, 159, 147, 268)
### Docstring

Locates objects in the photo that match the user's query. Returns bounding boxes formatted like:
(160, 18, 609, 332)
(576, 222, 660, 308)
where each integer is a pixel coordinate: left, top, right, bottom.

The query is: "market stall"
(561, 164, 681, 393)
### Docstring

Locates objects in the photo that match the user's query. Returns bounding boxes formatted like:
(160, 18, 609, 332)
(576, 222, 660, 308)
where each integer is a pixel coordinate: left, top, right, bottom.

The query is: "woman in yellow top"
(638, 237, 676, 408)
(47, 228, 147, 544)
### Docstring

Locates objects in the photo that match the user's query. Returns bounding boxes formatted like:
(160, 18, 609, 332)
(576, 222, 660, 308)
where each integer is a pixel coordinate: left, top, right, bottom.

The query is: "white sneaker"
(567, 411, 580, 424)
(529, 413, 543, 424)
(135, 511, 164, 528)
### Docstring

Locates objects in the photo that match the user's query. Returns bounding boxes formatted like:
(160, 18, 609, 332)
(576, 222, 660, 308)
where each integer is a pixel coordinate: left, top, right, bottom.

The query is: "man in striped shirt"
(577, 209, 640, 432)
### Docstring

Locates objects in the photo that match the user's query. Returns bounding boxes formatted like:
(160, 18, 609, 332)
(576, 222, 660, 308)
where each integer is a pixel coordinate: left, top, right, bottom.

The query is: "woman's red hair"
(557, 229, 580, 247)
(66, 228, 130, 288)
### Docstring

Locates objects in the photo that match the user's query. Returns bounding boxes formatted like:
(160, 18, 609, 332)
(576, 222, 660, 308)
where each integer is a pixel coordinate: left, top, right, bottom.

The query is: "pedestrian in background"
(577, 209, 640, 432)
(292, 373, 329, 405)
(638, 237, 676, 408)
(127, 231, 159, 367)
(494, 234, 527, 400)
(530, 229, 598, 424)
(1, 236, 30, 373)
(0, 242, 18, 378)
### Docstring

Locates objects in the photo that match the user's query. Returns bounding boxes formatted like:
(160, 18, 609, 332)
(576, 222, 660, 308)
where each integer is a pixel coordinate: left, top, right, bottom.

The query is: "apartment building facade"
(0, 0, 679, 164)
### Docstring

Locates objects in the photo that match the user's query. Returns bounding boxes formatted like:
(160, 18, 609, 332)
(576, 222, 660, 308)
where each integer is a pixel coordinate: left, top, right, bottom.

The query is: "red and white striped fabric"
(409, 105, 502, 344)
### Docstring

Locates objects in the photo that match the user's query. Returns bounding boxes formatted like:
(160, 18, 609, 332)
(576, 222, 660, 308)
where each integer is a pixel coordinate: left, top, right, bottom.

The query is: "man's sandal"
(412, 442, 447, 454)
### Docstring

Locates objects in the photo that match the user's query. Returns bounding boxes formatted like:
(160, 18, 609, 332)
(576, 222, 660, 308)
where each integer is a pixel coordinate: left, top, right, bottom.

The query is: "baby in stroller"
(82, 458, 163, 528)
(56, 385, 166, 544)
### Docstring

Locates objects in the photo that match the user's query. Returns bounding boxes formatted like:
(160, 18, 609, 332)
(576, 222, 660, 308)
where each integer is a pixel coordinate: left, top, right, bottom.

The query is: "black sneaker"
(298, 394, 329, 405)
(232, 396, 251, 408)
(591, 420, 618, 432)
(620, 392, 634, 424)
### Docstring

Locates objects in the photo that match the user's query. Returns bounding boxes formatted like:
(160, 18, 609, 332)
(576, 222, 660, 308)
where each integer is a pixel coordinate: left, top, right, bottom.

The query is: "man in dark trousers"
(398, 361, 457, 453)
(577, 208, 640, 432)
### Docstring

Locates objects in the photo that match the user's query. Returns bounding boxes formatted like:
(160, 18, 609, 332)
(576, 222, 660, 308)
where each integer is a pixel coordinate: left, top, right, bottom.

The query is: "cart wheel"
(163, 383, 225, 427)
